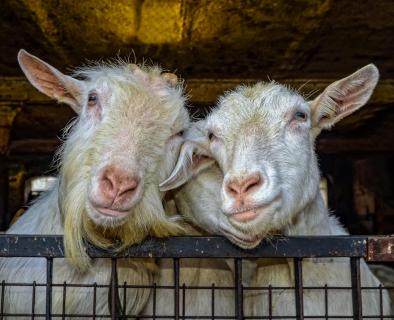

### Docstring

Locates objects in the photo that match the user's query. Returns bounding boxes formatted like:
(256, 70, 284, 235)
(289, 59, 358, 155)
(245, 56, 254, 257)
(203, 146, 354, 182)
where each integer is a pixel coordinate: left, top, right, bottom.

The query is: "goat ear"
(310, 64, 379, 132)
(159, 142, 215, 192)
(17, 49, 84, 113)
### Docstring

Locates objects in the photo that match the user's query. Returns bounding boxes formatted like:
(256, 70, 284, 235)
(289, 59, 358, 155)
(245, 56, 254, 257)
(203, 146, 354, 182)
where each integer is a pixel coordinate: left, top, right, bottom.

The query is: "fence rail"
(0, 235, 392, 260)
(0, 235, 393, 319)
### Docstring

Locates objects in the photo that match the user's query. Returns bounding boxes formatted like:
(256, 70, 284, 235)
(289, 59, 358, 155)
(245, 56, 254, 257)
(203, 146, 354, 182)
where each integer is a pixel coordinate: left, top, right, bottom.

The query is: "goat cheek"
(88, 105, 102, 122)
(289, 121, 306, 133)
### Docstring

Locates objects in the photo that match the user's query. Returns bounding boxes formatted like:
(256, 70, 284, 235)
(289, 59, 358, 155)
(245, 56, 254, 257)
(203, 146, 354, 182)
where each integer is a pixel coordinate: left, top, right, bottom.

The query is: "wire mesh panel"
(0, 235, 392, 319)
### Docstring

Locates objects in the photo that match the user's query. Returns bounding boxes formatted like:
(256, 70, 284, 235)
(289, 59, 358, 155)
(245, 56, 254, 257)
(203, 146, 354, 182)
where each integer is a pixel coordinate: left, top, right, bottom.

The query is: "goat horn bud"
(127, 63, 140, 72)
(161, 72, 178, 86)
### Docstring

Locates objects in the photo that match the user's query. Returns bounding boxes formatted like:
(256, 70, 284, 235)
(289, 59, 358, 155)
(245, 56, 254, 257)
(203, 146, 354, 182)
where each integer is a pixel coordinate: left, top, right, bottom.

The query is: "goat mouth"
(229, 205, 268, 223)
(94, 206, 130, 218)
(230, 209, 260, 223)
(228, 196, 281, 223)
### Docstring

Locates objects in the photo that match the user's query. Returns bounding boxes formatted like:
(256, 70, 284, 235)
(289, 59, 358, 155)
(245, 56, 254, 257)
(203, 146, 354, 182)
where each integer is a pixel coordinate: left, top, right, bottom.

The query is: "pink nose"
(99, 167, 140, 205)
(225, 173, 263, 199)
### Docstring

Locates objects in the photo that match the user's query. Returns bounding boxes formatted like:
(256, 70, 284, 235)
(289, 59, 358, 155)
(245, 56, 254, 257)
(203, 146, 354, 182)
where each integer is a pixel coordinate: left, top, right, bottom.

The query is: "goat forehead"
(210, 83, 306, 132)
(95, 78, 183, 129)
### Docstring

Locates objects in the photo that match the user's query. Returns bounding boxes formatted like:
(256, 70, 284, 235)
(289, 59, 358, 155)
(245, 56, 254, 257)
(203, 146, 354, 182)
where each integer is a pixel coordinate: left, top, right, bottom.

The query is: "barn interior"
(0, 0, 393, 237)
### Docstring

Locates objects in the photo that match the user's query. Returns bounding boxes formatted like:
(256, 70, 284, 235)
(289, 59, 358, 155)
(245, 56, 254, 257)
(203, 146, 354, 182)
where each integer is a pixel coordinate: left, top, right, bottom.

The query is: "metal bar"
(111, 258, 117, 320)
(234, 258, 243, 320)
(93, 282, 97, 320)
(0, 235, 369, 258)
(367, 236, 394, 261)
(268, 285, 272, 320)
(173, 258, 180, 320)
(46, 257, 53, 320)
(152, 283, 156, 320)
(0, 280, 4, 320)
(62, 281, 66, 319)
(32, 281, 36, 320)
(379, 284, 383, 320)
(324, 284, 328, 320)
(350, 257, 362, 320)
(182, 283, 186, 319)
(123, 282, 127, 319)
(294, 258, 304, 320)
(211, 283, 215, 319)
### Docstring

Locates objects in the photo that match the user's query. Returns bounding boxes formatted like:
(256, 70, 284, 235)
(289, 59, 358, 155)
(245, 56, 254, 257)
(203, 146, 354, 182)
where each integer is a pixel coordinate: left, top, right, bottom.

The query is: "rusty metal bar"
(367, 236, 394, 261)
(350, 257, 362, 320)
(0, 235, 370, 258)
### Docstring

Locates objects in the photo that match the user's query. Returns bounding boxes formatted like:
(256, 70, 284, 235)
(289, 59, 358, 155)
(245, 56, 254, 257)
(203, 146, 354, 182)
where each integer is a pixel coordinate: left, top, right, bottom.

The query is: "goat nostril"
(102, 176, 115, 193)
(226, 182, 240, 196)
(243, 175, 262, 193)
(226, 173, 263, 198)
(117, 178, 140, 198)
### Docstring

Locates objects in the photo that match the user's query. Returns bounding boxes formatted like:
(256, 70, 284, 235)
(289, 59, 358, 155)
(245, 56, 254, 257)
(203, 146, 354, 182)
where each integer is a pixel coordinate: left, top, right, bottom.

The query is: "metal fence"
(0, 235, 393, 319)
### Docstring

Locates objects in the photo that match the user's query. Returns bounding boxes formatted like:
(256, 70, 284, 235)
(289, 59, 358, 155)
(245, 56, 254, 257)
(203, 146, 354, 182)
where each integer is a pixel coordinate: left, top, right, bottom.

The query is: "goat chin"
(1, 187, 154, 318)
(243, 193, 392, 317)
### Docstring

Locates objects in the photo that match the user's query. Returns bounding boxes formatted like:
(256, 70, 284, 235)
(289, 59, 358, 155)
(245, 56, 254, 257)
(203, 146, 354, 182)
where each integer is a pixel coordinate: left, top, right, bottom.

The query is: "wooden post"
(0, 105, 19, 230)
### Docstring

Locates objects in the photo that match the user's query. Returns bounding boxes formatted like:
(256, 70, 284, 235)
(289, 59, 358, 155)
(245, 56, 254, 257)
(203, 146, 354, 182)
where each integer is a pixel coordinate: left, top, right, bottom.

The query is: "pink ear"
(18, 49, 84, 113)
(310, 64, 379, 130)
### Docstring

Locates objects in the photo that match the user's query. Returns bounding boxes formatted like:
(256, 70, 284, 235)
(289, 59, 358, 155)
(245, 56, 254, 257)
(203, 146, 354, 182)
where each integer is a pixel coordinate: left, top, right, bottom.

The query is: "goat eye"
(87, 92, 98, 107)
(177, 130, 184, 137)
(294, 111, 307, 121)
(208, 132, 215, 141)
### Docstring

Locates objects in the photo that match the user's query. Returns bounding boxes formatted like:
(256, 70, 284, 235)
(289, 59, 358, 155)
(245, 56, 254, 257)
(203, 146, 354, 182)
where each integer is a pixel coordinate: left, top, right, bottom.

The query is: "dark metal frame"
(0, 235, 393, 319)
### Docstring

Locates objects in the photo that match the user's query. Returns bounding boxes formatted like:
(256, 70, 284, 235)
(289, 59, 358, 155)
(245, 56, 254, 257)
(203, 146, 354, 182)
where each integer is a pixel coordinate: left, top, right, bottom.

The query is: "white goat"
(161, 65, 392, 318)
(141, 123, 235, 319)
(0, 50, 189, 318)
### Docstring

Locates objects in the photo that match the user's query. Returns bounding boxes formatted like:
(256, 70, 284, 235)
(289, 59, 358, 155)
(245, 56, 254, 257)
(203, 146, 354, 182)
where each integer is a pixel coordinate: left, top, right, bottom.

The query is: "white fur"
(141, 125, 235, 319)
(1, 51, 189, 318)
(162, 65, 391, 317)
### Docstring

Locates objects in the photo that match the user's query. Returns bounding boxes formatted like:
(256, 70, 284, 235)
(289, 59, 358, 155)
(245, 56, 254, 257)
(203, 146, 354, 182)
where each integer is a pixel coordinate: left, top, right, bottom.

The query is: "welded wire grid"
(0, 235, 392, 319)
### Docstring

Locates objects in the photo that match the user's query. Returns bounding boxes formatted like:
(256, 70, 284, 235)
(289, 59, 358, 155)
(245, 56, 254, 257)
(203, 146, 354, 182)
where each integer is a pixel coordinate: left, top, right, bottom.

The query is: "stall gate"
(0, 235, 392, 319)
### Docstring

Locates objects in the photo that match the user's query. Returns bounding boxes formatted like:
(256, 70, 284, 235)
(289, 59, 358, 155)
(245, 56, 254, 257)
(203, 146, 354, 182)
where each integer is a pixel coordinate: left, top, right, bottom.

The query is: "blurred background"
(0, 0, 393, 235)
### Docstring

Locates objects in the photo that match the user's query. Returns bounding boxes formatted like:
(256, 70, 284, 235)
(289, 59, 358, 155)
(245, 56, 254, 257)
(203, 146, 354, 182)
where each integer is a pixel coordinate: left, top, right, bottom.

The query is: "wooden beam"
(6, 135, 394, 157)
(317, 137, 394, 154)
(0, 105, 20, 154)
(0, 155, 9, 229)
(1, 77, 394, 105)
(8, 139, 61, 155)
(186, 79, 394, 104)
